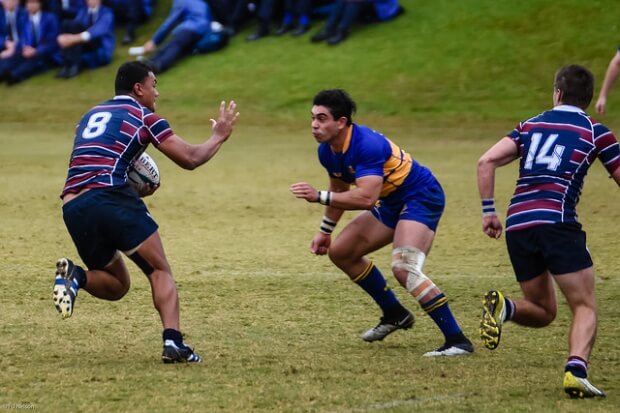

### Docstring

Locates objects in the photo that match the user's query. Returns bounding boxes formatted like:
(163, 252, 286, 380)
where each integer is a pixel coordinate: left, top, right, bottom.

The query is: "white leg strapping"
(392, 247, 436, 302)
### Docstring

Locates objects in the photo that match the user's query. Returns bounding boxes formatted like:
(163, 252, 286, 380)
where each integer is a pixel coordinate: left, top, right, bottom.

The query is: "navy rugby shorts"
(371, 177, 445, 232)
(62, 185, 158, 270)
(506, 222, 593, 282)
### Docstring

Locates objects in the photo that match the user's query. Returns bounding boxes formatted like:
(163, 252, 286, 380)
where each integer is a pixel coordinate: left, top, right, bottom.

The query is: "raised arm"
(157, 101, 239, 170)
(612, 165, 620, 187)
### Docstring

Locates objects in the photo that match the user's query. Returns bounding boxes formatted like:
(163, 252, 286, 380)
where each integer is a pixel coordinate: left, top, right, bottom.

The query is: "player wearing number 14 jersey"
(55, 61, 239, 363)
(477, 65, 620, 398)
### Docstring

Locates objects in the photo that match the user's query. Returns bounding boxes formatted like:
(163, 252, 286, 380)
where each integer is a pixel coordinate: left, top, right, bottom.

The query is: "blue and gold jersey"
(318, 124, 431, 200)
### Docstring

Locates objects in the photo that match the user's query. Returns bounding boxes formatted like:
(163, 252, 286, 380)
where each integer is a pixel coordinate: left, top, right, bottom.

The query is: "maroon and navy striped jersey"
(505, 105, 620, 231)
(61, 96, 173, 197)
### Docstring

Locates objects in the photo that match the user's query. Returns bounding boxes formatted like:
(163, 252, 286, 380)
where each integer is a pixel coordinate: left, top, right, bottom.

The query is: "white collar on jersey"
(113, 95, 140, 104)
(553, 104, 585, 114)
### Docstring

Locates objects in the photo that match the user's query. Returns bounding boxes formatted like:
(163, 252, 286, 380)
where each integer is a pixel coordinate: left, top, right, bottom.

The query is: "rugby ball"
(128, 152, 160, 193)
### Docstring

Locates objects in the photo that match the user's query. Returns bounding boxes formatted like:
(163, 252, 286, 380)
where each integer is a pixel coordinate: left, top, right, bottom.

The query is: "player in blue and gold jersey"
(55, 60, 239, 363)
(478, 65, 620, 398)
(291, 89, 473, 356)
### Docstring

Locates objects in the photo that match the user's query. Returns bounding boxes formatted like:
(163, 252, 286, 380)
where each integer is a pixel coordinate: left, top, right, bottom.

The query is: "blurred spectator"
(206, 0, 228, 25)
(275, 0, 312, 37)
(311, 0, 403, 45)
(221, 0, 258, 36)
(141, 0, 209, 73)
(245, 0, 278, 41)
(1, 0, 28, 63)
(56, 0, 115, 78)
(106, 0, 153, 45)
(49, 0, 87, 22)
(1, 0, 61, 84)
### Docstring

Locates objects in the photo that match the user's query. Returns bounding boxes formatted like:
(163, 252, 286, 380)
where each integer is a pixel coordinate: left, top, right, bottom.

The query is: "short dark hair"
(115, 61, 154, 95)
(554, 65, 594, 109)
(313, 89, 356, 125)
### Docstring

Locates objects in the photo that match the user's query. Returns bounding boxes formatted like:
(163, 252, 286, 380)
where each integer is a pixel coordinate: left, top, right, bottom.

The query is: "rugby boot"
(162, 340, 203, 363)
(480, 290, 506, 350)
(52, 258, 79, 319)
(424, 337, 474, 357)
(361, 311, 414, 342)
(563, 371, 606, 398)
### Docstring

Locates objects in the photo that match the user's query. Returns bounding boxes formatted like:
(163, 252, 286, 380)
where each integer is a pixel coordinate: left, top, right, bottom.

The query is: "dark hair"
(115, 61, 154, 95)
(554, 65, 594, 109)
(313, 89, 356, 125)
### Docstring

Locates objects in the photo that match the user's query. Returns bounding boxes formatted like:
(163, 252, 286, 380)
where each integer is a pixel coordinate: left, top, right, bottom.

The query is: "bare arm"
(477, 137, 519, 239)
(612, 165, 620, 187)
(323, 178, 349, 222)
(157, 101, 239, 170)
(290, 175, 382, 210)
(289, 178, 352, 255)
(596, 51, 620, 115)
(477, 137, 519, 199)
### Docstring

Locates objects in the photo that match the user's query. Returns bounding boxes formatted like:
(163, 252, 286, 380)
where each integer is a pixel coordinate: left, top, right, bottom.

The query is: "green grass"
(2, 0, 620, 126)
(1, 0, 620, 411)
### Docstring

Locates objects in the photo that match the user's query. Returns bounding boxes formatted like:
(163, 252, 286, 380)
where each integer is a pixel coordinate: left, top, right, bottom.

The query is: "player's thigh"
(134, 231, 172, 273)
(393, 220, 436, 255)
(331, 211, 393, 259)
(554, 267, 596, 310)
(103, 252, 131, 287)
(519, 270, 557, 312)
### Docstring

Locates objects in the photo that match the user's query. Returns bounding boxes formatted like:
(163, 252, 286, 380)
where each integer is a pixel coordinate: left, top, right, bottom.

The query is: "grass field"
(1, 0, 620, 412)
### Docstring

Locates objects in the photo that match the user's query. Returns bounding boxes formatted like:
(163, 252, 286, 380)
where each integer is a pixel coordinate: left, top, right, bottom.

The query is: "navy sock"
(504, 297, 515, 321)
(299, 15, 310, 27)
(421, 293, 463, 340)
(282, 13, 293, 25)
(73, 265, 87, 289)
(354, 263, 402, 316)
(565, 356, 588, 378)
(163, 328, 184, 346)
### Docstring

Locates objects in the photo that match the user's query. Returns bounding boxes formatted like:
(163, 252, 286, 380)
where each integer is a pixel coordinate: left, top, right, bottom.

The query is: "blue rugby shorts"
(371, 178, 445, 232)
(506, 222, 593, 282)
(62, 185, 158, 270)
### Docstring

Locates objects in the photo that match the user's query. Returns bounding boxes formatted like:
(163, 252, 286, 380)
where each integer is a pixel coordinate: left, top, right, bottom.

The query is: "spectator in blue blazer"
(141, 0, 210, 73)
(107, 0, 153, 45)
(56, 0, 115, 78)
(49, 0, 87, 22)
(2, 0, 62, 84)
(1, 0, 28, 64)
(247, 0, 313, 41)
(311, 0, 403, 45)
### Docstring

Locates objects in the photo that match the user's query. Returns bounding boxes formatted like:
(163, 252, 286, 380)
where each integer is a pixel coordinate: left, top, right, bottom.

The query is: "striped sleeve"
(143, 112, 174, 146)
(593, 123, 620, 174)
(507, 122, 524, 156)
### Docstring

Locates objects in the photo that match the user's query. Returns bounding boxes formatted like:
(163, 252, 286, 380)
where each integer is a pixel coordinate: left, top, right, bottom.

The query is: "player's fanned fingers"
(227, 100, 236, 114)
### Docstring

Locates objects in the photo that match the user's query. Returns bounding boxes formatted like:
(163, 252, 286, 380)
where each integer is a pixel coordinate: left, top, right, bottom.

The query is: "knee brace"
(392, 247, 436, 302)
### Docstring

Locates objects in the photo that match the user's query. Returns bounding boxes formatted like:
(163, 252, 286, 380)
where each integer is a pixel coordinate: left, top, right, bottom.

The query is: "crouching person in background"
(2, 0, 62, 85)
(140, 0, 209, 74)
(56, 0, 115, 79)
(0, 0, 28, 80)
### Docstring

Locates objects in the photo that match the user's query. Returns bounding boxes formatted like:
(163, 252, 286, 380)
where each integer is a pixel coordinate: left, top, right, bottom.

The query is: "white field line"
(332, 393, 466, 413)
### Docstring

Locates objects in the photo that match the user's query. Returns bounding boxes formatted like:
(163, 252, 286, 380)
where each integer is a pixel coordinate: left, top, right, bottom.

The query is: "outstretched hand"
(289, 182, 319, 203)
(211, 101, 240, 142)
